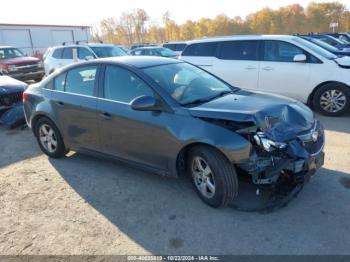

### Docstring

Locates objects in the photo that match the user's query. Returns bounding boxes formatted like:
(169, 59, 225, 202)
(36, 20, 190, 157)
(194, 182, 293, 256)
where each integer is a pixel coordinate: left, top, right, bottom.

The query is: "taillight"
(23, 92, 29, 102)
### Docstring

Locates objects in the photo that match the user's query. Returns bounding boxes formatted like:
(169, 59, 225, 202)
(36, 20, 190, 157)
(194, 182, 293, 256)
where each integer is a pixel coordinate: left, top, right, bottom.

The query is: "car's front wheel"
(313, 83, 350, 116)
(34, 117, 67, 158)
(188, 146, 238, 208)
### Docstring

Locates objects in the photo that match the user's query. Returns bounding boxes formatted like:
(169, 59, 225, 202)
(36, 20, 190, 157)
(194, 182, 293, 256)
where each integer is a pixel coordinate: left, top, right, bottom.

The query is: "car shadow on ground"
(48, 151, 350, 254)
(316, 113, 350, 133)
(0, 126, 42, 169)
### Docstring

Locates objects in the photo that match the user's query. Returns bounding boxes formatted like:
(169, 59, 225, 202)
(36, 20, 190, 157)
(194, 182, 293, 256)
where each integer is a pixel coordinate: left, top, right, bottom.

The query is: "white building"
(0, 23, 91, 58)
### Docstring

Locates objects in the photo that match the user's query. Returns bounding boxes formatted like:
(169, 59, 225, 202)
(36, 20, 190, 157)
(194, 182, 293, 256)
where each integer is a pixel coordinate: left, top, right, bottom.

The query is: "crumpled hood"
(0, 75, 27, 94)
(188, 90, 315, 142)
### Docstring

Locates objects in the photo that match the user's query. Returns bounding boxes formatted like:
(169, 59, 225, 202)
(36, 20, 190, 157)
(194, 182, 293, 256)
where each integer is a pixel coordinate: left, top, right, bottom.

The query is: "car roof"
(97, 56, 181, 68)
(51, 43, 115, 49)
(133, 46, 163, 50)
(0, 46, 16, 49)
(186, 35, 298, 44)
(163, 41, 187, 44)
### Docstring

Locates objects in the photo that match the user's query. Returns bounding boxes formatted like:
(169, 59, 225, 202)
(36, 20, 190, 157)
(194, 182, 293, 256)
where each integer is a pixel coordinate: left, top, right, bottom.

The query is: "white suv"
(43, 43, 127, 76)
(180, 35, 350, 116)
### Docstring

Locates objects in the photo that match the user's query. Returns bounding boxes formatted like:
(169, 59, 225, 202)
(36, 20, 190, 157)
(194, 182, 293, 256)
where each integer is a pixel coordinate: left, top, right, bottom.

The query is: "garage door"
(52, 30, 74, 45)
(0, 29, 32, 55)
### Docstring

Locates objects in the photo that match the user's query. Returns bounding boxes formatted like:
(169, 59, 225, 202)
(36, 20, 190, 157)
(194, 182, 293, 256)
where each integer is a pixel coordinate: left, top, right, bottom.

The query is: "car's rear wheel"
(34, 117, 67, 158)
(313, 83, 350, 116)
(188, 146, 238, 208)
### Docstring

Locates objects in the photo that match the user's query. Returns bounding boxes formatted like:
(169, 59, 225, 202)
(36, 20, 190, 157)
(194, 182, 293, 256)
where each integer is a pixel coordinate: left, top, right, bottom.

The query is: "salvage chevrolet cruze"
(23, 57, 325, 208)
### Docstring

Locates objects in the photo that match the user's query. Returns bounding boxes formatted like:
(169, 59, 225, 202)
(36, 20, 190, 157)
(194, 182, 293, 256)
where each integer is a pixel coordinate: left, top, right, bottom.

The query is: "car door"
(60, 47, 74, 67)
(51, 65, 100, 150)
(97, 65, 178, 171)
(180, 42, 218, 73)
(212, 40, 260, 90)
(258, 40, 311, 101)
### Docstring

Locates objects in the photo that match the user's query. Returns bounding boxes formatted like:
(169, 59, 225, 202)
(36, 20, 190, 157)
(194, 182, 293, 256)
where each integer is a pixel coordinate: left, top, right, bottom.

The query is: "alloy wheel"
(320, 89, 347, 113)
(39, 124, 58, 153)
(192, 156, 216, 198)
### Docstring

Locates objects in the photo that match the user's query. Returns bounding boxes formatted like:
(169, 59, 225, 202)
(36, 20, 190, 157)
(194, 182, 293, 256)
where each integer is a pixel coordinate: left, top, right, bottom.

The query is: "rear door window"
(62, 47, 73, 59)
(217, 40, 258, 60)
(65, 66, 97, 96)
(182, 42, 218, 57)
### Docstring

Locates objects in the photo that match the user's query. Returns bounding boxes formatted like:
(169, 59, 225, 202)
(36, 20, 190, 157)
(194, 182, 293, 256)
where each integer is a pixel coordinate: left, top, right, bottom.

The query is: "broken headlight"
(253, 132, 287, 152)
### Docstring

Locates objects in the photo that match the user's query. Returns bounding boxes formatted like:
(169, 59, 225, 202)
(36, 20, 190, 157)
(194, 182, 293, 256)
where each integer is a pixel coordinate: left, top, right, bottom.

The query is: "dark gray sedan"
(23, 57, 324, 208)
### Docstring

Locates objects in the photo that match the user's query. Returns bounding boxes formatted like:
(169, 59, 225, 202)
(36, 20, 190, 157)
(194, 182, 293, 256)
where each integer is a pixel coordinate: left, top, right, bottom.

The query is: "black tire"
(34, 117, 67, 158)
(313, 83, 350, 116)
(188, 145, 238, 208)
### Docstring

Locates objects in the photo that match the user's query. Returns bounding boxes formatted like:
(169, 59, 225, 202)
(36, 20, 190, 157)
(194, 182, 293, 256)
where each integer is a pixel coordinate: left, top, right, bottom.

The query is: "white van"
(180, 35, 350, 116)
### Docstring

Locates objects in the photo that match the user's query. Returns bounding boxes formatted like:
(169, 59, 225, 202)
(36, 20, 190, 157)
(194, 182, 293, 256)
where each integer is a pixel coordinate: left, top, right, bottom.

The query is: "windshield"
(143, 62, 236, 106)
(308, 38, 340, 52)
(91, 46, 127, 58)
(156, 48, 176, 57)
(0, 48, 25, 60)
(294, 38, 338, 60)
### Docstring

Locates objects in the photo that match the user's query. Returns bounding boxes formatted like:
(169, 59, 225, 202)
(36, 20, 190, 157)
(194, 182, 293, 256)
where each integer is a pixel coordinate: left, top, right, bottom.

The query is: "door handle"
(263, 66, 274, 71)
(55, 101, 64, 107)
(245, 65, 256, 70)
(100, 112, 111, 120)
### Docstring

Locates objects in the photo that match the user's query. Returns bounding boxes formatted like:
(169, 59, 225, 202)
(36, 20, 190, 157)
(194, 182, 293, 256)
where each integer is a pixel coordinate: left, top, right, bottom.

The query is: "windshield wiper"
(181, 90, 235, 107)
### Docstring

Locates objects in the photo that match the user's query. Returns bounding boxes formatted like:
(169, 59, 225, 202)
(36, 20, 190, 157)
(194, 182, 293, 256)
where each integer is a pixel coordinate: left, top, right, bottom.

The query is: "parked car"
(44, 43, 127, 75)
(0, 46, 45, 82)
(0, 71, 27, 128)
(299, 36, 350, 57)
(305, 34, 350, 50)
(163, 41, 188, 55)
(130, 46, 177, 58)
(321, 33, 350, 44)
(117, 45, 130, 54)
(130, 44, 157, 50)
(23, 57, 325, 208)
(180, 35, 350, 116)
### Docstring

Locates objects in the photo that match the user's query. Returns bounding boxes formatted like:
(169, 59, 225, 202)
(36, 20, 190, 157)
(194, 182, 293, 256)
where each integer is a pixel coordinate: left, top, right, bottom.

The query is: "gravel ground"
(0, 114, 349, 255)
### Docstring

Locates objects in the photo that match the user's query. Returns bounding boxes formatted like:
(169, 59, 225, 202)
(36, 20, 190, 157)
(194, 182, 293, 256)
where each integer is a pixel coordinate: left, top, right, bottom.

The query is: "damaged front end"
(193, 98, 325, 211)
(0, 74, 27, 128)
(238, 120, 324, 187)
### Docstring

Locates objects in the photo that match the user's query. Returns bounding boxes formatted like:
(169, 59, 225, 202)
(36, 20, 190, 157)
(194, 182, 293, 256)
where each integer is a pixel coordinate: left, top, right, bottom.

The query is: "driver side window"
(263, 41, 305, 62)
(104, 66, 154, 103)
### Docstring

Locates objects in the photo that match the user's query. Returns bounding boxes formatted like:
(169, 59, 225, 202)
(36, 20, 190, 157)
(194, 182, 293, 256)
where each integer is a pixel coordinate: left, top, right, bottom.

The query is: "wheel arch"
(307, 81, 350, 108)
(175, 142, 233, 177)
(31, 112, 58, 133)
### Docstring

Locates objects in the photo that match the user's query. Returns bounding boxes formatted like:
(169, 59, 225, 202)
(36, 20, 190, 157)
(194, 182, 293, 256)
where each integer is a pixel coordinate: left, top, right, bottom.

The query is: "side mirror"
(130, 96, 162, 111)
(85, 55, 94, 61)
(293, 54, 307, 62)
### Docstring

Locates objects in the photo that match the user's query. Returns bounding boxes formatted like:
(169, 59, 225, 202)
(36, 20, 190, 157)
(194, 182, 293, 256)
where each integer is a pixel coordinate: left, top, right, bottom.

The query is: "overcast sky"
(1, 0, 348, 27)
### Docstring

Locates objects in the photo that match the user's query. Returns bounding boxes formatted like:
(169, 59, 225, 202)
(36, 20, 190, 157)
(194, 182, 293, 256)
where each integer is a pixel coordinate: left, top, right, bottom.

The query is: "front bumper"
(9, 69, 45, 81)
(239, 151, 324, 185)
(239, 120, 325, 185)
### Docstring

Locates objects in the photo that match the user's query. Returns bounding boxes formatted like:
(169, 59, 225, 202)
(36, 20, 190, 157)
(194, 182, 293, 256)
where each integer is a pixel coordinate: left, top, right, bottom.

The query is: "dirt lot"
(0, 114, 349, 255)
